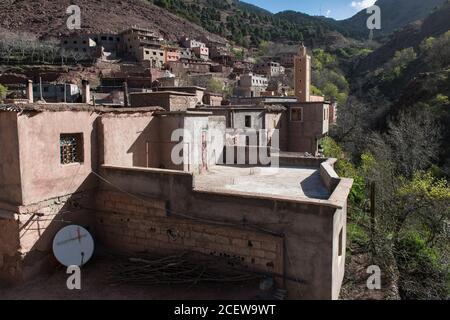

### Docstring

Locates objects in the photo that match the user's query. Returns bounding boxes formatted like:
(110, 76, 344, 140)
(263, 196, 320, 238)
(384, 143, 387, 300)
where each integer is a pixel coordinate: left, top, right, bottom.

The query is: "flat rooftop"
(194, 165, 330, 200)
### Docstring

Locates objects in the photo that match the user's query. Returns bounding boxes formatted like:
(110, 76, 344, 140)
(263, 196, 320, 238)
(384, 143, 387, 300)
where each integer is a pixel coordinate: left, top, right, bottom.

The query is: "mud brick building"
(0, 100, 352, 299)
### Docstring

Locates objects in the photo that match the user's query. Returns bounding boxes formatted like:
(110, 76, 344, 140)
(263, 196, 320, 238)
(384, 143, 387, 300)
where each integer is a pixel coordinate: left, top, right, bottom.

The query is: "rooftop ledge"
(100, 159, 353, 210)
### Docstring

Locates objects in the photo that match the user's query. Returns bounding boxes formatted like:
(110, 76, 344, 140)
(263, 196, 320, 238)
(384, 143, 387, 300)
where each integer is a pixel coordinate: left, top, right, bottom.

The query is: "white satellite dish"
(53, 225, 94, 267)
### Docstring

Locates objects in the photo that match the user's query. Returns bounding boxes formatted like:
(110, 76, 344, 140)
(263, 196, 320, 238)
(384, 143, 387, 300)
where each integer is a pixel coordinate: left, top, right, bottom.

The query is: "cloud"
(325, 9, 331, 18)
(350, 0, 377, 10)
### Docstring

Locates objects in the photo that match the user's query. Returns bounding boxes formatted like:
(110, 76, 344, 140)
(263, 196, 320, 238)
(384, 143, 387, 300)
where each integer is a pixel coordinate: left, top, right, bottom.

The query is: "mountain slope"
(338, 0, 447, 38)
(150, 0, 353, 48)
(354, 2, 450, 75)
(0, 0, 227, 43)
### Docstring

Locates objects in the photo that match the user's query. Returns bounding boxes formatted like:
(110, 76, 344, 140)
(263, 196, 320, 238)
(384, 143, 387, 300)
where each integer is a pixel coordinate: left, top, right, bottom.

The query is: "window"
(245, 115, 252, 128)
(290, 107, 303, 122)
(338, 228, 343, 257)
(60, 134, 84, 165)
(324, 107, 328, 121)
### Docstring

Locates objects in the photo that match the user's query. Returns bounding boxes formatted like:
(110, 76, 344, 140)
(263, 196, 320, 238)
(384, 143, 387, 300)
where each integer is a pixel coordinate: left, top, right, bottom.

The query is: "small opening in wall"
(60, 133, 84, 165)
(245, 115, 252, 128)
(338, 228, 343, 257)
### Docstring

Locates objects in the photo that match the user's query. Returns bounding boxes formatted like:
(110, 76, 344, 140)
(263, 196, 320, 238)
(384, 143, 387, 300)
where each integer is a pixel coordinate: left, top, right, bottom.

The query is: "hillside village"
(0, 25, 302, 106)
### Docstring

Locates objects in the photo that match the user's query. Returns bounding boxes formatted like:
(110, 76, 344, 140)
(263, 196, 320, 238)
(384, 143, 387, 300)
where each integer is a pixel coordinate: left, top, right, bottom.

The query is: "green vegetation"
(311, 49, 349, 105)
(380, 47, 417, 82)
(0, 84, 7, 102)
(324, 133, 450, 299)
(421, 31, 450, 70)
(150, 0, 337, 47)
(205, 78, 223, 93)
(325, 29, 450, 297)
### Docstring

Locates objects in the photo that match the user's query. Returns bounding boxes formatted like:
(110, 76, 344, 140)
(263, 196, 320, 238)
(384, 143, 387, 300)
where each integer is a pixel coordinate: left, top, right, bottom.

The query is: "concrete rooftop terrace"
(194, 165, 331, 201)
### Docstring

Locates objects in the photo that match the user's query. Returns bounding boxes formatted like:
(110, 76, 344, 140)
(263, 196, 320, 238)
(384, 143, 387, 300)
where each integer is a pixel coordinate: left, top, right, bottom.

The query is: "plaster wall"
(0, 112, 22, 204)
(16, 111, 99, 206)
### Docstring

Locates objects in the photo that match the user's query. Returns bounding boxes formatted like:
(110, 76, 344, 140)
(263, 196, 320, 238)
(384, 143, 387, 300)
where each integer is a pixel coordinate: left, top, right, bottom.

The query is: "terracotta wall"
(16, 111, 99, 206)
(0, 112, 22, 204)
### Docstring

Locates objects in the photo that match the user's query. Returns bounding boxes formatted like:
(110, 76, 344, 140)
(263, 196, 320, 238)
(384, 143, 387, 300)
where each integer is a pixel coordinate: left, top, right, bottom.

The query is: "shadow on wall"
(1, 125, 100, 284)
(300, 171, 329, 200)
(4, 177, 98, 285)
(127, 119, 161, 168)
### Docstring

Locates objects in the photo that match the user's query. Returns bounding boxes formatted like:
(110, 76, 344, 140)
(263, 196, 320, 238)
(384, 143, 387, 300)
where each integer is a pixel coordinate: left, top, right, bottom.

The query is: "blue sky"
(242, 0, 377, 20)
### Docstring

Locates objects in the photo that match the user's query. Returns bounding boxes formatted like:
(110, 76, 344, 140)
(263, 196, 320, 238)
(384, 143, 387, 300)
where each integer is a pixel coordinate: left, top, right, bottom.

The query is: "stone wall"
(0, 191, 96, 284)
(95, 190, 284, 277)
(0, 215, 20, 284)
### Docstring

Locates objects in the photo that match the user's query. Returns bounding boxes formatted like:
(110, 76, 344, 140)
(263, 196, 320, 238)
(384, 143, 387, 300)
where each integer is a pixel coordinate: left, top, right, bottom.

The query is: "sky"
(242, 0, 377, 20)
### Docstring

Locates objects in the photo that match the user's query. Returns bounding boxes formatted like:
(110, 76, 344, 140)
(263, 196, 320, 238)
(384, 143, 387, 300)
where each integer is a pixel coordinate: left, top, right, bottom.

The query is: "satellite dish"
(52, 225, 94, 267)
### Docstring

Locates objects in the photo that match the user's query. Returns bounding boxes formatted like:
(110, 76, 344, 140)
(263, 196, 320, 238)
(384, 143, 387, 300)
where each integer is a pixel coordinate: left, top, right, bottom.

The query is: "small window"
(338, 228, 343, 257)
(291, 107, 303, 122)
(60, 134, 84, 165)
(245, 115, 252, 128)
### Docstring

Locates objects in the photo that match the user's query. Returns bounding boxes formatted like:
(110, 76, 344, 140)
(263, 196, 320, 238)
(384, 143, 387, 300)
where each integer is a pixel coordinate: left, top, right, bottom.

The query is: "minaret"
(294, 43, 311, 102)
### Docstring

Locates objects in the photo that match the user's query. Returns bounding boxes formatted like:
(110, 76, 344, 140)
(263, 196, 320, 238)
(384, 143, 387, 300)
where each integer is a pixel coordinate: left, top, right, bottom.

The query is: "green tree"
(381, 47, 417, 82)
(206, 78, 223, 94)
(0, 84, 7, 102)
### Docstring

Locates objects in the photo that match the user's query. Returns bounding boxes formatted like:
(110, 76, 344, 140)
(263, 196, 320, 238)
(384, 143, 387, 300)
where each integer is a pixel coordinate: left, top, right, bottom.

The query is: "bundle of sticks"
(108, 252, 262, 286)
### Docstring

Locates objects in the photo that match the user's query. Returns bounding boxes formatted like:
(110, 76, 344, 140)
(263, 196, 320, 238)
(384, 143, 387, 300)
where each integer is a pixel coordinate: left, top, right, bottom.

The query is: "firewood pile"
(108, 252, 263, 286)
